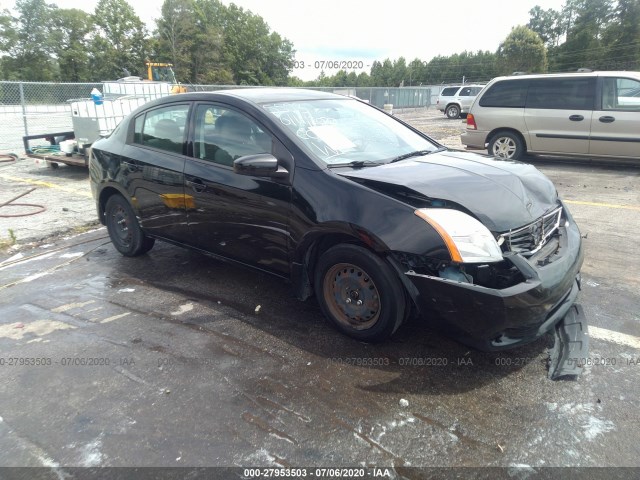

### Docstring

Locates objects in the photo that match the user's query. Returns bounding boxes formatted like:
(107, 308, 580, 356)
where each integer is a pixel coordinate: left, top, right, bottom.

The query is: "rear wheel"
(314, 244, 406, 342)
(446, 104, 461, 119)
(488, 131, 525, 160)
(105, 194, 155, 256)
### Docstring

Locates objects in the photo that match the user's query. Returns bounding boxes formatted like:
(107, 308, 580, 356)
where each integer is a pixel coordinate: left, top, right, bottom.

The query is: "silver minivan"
(461, 71, 640, 160)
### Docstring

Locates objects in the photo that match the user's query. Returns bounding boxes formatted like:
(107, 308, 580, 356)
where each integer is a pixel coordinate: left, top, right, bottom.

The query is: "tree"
(155, 0, 195, 82)
(0, 8, 15, 52)
(601, 0, 640, 69)
(189, 0, 228, 84)
(2, 0, 57, 81)
(407, 58, 426, 86)
(527, 6, 562, 46)
(50, 9, 92, 81)
(356, 72, 371, 87)
(391, 57, 407, 86)
(345, 71, 358, 87)
(553, 0, 613, 70)
(259, 31, 295, 86)
(498, 25, 548, 74)
(219, 3, 293, 85)
(0, 8, 16, 79)
(287, 75, 305, 87)
(370, 58, 395, 86)
(154, 0, 293, 85)
(330, 69, 348, 87)
(89, 0, 149, 81)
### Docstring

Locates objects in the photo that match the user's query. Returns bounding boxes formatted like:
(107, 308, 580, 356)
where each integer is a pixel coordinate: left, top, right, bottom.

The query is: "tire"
(446, 104, 460, 119)
(488, 131, 525, 160)
(104, 194, 155, 257)
(314, 244, 406, 342)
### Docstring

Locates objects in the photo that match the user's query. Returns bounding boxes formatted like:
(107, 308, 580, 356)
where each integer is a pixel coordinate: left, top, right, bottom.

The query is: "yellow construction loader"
(145, 62, 187, 93)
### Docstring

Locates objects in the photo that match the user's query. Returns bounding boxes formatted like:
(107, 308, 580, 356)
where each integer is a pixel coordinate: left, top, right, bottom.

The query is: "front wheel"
(488, 132, 525, 160)
(314, 244, 406, 342)
(105, 194, 155, 257)
(446, 104, 461, 119)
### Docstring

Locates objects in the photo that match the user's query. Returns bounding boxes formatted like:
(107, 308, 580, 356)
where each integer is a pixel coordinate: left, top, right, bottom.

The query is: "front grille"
(498, 206, 563, 257)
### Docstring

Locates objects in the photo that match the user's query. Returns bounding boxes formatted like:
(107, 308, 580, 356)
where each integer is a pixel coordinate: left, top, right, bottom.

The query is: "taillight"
(466, 113, 477, 130)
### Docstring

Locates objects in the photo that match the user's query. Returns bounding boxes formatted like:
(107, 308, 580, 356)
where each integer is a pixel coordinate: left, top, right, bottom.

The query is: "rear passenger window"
(526, 78, 595, 110)
(479, 80, 528, 108)
(134, 104, 190, 154)
(440, 87, 459, 96)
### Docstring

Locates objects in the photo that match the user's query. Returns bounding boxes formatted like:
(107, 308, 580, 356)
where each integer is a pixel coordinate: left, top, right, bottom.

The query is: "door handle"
(122, 161, 138, 172)
(569, 115, 584, 121)
(599, 116, 615, 123)
(186, 178, 206, 193)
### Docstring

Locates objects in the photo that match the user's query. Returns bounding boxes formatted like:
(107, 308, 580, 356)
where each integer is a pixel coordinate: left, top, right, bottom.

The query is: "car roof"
(439, 85, 485, 92)
(490, 71, 640, 82)
(179, 88, 345, 105)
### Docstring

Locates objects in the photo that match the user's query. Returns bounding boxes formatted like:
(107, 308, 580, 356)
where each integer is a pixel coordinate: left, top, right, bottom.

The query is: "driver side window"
(602, 77, 640, 111)
(193, 104, 273, 167)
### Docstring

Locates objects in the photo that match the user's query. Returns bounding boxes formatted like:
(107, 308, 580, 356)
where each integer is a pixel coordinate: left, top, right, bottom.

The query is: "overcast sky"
(4, 0, 567, 81)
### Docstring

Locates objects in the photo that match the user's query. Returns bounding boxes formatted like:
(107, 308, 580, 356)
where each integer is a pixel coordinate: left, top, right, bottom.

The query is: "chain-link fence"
(0, 81, 437, 154)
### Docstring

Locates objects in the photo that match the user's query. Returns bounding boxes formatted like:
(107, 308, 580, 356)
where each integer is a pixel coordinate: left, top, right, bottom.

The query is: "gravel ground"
(395, 106, 467, 149)
(0, 155, 98, 252)
(0, 107, 466, 253)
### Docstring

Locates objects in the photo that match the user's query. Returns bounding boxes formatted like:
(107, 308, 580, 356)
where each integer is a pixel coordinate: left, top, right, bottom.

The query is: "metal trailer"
(22, 96, 149, 168)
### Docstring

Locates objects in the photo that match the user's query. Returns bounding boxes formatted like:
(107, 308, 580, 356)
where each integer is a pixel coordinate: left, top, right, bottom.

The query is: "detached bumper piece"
(547, 304, 589, 380)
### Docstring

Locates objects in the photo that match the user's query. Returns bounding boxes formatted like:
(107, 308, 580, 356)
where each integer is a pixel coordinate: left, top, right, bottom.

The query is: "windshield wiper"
(389, 147, 445, 163)
(326, 160, 380, 168)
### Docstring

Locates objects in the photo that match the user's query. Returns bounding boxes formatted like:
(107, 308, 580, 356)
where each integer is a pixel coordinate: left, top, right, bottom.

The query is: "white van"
(461, 71, 640, 160)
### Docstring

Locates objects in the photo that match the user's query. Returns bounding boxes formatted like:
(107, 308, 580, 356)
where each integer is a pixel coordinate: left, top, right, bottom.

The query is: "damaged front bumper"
(394, 214, 586, 353)
(548, 304, 589, 380)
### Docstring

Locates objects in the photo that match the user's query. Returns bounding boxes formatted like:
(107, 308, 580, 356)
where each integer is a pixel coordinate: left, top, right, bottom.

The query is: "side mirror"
(234, 154, 289, 180)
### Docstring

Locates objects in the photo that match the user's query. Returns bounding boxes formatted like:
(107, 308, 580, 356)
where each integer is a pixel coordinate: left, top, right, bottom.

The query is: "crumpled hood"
(337, 150, 558, 232)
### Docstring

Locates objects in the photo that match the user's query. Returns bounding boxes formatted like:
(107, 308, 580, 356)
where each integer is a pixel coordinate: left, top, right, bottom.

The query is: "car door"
(524, 77, 595, 155)
(121, 103, 191, 242)
(458, 86, 480, 112)
(183, 102, 292, 275)
(589, 76, 640, 158)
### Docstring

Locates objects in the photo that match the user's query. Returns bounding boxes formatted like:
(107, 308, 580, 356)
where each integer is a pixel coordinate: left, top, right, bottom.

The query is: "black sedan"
(89, 88, 586, 356)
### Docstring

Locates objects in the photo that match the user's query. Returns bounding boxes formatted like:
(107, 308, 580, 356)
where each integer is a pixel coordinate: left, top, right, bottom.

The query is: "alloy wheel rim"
(494, 138, 516, 158)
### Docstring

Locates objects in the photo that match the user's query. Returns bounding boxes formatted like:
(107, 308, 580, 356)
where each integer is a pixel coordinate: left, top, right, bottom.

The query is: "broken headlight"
(414, 208, 503, 264)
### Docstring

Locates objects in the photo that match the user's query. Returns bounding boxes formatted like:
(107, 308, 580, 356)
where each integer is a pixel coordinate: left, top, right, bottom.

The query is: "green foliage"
(155, 0, 197, 81)
(153, 0, 293, 85)
(0, 8, 15, 52)
(498, 25, 548, 74)
(0, 228, 17, 250)
(89, 0, 149, 81)
(601, 0, 640, 69)
(50, 9, 92, 81)
(217, 3, 294, 85)
(527, 0, 639, 72)
(1, 0, 639, 86)
(2, 0, 57, 81)
(527, 6, 563, 46)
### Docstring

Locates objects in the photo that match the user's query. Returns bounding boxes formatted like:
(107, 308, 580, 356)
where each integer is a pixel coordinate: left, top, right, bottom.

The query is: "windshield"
(263, 99, 438, 166)
(152, 66, 177, 83)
